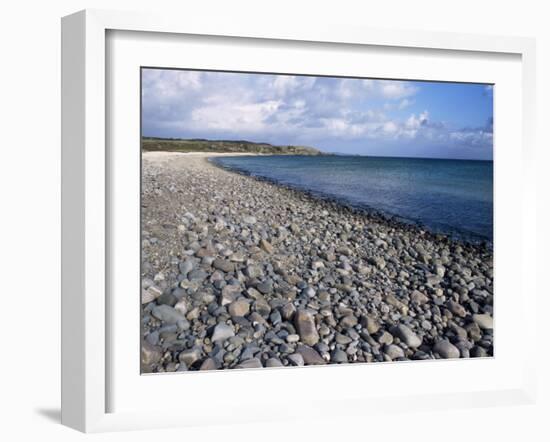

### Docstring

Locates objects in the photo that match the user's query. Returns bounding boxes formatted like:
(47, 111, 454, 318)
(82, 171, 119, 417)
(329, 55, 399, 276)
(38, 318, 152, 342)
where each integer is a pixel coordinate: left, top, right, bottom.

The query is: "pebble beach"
(141, 151, 494, 373)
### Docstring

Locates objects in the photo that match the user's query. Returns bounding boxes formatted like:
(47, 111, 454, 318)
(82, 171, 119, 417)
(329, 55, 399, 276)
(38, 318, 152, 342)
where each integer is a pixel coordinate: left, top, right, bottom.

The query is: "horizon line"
(141, 135, 493, 162)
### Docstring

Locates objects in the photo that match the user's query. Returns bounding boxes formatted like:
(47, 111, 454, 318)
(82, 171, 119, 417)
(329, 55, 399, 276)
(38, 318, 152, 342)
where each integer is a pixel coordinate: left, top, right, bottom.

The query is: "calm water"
(211, 155, 493, 242)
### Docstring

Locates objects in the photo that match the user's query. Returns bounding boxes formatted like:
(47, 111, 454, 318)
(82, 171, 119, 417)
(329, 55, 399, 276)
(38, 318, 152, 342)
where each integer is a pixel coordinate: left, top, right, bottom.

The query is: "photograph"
(140, 68, 494, 373)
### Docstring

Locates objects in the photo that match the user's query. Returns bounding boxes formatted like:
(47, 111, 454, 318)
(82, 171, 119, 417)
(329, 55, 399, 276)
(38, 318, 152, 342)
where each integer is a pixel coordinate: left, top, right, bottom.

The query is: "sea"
(210, 155, 493, 243)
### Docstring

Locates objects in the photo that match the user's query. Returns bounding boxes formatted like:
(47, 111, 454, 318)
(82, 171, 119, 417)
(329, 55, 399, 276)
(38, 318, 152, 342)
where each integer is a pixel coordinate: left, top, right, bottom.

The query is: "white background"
(0, 0, 548, 441)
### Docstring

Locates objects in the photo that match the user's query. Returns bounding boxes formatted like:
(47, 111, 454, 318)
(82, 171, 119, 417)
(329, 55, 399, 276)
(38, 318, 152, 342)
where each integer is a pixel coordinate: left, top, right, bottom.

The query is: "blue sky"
(142, 68, 493, 160)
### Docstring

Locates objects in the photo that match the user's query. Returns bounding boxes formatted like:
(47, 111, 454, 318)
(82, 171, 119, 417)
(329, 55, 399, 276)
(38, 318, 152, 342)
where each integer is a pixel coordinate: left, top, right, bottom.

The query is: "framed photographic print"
(61, 9, 537, 432)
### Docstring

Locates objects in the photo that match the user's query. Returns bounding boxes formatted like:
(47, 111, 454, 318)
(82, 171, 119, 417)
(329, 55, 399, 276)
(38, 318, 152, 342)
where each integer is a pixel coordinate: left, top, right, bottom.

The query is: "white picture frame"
(61, 9, 537, 433)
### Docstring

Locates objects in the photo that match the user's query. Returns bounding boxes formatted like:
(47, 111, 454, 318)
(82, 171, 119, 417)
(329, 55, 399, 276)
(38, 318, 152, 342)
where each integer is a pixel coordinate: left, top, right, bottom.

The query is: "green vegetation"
(141, 137, 326, 156)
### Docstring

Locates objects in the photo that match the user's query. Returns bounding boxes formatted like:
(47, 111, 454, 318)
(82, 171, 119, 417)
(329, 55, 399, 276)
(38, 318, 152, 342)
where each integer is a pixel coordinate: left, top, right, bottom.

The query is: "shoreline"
(207, 154, 493, 249)
(141, 151, 494, 373)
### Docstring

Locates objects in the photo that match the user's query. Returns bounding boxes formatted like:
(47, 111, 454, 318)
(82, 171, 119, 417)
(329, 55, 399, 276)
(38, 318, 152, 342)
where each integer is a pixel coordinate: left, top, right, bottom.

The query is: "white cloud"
(383, 121, 398, 134)
(450, 129, 493, 146)
(141, 69, 492, 153)
(191, 100, 282, 132)
(380, 81, 418, 99)
(398, 98, 413, 110)
(405, 111, 429, 130)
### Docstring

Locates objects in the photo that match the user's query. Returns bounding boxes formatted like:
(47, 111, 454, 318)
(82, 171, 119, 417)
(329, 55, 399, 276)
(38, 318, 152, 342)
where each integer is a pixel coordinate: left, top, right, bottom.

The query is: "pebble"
(378, 331, 394, 345)
(296, 345, 326, 365)
(287, 353, 305, 366)
(295, 309, 320, 346)
(228, 299, 250, 317)
(213, 258, 235, 273)
(471, 346, 488, 357)
(390, 324, 422, 348)
(221, 284, 241, 305)
(286, 334, 300, 343)
(256, 280, 273, 295)
(236, 358, 263, 369)
(335, 333, 353, 345)
(281, 303, 296, 320)
(141, 285, 163, 304)
(472, 314, 493, 330)
(433, 340, 460, 359)
(174, 299, 188, 315)
(360, 315, 380, 334)
(140, 154, 494, 372)
(152, 305, 186, 324)
(385, 344, 405, 360)
(331, 349, 348, 363)
(178, 259, 194, 276)
(411, 290, 429, 304)
(141, 340, 162, 366)
(340, 315, 358, 329)
(265, 358, 284, 367)
(178, 348, 201, 366)
(447, 300, 467, 317)
(211, 323, 235, 342)
(199, 358, 217, 370)
(259, 239, 274, 254)
(187, 269, 208, 281)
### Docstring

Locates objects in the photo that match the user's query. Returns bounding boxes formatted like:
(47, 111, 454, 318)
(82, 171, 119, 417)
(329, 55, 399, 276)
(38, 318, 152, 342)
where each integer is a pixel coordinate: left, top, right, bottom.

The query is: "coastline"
(208, 155, 493, 247)
(141, 151, 494, 373)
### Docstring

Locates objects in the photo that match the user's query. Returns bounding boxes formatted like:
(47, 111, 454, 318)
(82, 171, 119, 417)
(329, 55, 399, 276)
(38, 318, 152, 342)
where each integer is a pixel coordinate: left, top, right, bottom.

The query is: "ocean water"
(211, 155, 493, 242)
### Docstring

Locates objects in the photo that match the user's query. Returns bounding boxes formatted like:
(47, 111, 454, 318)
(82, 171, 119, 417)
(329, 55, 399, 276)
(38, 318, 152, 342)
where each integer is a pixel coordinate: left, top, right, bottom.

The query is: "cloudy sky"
(141, 68, 493, 160)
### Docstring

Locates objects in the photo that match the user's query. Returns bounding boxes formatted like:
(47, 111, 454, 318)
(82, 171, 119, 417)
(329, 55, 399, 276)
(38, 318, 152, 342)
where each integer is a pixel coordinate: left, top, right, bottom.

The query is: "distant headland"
(141, 136, 328, 156)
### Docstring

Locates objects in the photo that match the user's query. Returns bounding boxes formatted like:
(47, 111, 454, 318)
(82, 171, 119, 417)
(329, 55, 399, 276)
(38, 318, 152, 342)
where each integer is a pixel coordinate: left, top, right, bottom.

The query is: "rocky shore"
(141, 152, 494, 373)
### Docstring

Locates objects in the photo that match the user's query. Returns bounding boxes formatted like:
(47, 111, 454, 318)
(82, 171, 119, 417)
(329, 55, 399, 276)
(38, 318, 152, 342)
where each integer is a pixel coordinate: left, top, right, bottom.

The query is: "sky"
(141, 68, 493, 160)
